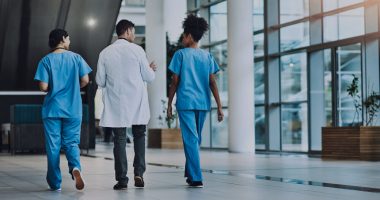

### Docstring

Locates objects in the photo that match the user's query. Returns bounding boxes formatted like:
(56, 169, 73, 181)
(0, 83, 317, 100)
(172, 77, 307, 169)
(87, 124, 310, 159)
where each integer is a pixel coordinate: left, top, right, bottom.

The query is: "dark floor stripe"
(254, 175, 380, 193)
(147, 162, 380, 193)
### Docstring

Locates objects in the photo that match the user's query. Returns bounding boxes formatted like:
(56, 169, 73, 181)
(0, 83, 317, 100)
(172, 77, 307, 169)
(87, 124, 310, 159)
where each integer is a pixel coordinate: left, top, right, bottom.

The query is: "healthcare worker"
(96, 19, 156, 190)
(167, 15, 224, 188)
(34, 29, 92, 191)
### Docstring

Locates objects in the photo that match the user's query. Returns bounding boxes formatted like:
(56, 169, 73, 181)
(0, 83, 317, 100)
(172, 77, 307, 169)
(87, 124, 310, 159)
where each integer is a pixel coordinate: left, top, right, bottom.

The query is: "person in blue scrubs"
(34, 29, 92, 191)
(167, 15, 224, 188)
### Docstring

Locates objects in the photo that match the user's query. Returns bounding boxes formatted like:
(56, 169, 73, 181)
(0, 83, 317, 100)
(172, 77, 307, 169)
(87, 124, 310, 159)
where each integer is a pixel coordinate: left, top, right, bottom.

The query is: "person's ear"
(62, 36, 69, 43)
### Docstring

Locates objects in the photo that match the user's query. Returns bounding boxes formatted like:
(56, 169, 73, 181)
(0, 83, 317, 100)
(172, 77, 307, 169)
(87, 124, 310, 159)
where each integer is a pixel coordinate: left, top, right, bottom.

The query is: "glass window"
(253, 0, 264, 31)
(255, 106, 266, 150)
(281, 52, 308, 152)
(210, 43, 228, 108)
(281, 103, 308, 152)
(336, 43, 362, 126)
(211, 108, 229, 148)
(210, 1, 227, 42)
(280, 22, 310, 51)
(210, 43, 228, 69)
(323, 0, 364, 12)
(134, 26, 145, 35)
(280, 0, 309, 24)
(255, 61, 265, 104)
(323, 7, 365, 42)
(194, 0, 200, 8)
(324, 49, 333, 127)
(281, 53, 308, 102)
(254, 33, 264, 58)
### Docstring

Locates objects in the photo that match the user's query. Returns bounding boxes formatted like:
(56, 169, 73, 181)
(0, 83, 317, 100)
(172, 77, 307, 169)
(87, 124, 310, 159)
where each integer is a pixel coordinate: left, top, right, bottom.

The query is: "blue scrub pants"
(43, 118, 82, 190)
(178, 110, 207, 182)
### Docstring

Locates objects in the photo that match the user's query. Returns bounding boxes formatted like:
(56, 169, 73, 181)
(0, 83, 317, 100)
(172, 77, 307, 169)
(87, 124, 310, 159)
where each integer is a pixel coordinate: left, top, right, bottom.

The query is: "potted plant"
(322, 75, 380, 160)
(148, 99, 182, 149)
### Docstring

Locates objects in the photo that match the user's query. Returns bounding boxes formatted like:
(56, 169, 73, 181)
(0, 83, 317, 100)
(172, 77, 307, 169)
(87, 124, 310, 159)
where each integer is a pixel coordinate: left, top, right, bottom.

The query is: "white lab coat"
(96, 39, 155, 127)
(94, 88, 103, 120)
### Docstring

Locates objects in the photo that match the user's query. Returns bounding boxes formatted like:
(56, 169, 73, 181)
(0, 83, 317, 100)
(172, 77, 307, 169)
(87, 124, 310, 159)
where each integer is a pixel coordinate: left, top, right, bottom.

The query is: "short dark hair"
(182, 14, 209, 42)
(116, 19, 135, 36)
(48, 29, 68, 48)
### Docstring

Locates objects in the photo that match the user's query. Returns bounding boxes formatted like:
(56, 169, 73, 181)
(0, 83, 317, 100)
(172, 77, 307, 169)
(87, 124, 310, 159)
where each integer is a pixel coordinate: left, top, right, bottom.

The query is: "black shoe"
(188, 181, 203, 188)
(134, 176, 144, 188)
(113, 182, 128, 190)
(186, 178, 191, 185)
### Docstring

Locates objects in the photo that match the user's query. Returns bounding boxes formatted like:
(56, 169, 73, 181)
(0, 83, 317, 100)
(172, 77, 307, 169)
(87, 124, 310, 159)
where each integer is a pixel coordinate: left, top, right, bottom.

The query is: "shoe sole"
(134, 177, 144, 188)
(73, 169, 85, 190)
(114, 187, 128, 190)
(188, 185, 204, 188)
(48, 187, 61, 192)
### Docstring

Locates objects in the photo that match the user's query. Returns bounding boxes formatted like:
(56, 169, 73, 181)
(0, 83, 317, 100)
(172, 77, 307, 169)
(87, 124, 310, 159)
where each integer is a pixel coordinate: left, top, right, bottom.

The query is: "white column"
(227, 0, 255, 153)
(164, 0, 187, 42)
(146, 0, 167, 129)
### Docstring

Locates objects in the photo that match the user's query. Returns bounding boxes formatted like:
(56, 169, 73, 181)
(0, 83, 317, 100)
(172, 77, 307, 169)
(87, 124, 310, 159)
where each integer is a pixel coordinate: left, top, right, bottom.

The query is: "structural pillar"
(146, 0, 167, 129)
(265, 0, 281, 151)
(227, 0, 255, 152)
(309, 0, 323, 151)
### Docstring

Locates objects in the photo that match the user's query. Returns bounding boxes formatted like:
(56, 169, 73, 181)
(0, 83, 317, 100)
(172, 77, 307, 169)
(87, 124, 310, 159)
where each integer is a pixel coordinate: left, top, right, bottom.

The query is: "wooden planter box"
(148, 128, 183, 149)
(322, 126, 380, 161)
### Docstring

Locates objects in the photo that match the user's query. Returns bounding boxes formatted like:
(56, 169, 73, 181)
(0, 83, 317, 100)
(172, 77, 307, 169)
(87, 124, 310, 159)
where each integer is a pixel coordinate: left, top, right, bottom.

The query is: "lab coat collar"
(114, 38, 130, 44)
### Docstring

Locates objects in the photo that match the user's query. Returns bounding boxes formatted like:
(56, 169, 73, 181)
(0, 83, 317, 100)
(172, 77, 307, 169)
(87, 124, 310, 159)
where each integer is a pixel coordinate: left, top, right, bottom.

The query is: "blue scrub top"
(34, 51, 92, 119)
(168, 48, 220, 111)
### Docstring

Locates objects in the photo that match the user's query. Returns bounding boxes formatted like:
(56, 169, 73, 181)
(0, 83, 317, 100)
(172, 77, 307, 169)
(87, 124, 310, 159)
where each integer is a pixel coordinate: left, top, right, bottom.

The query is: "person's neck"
(52, 45, 66, 53)
(187, 42, 198, 49)
(119, 37, 130, 42)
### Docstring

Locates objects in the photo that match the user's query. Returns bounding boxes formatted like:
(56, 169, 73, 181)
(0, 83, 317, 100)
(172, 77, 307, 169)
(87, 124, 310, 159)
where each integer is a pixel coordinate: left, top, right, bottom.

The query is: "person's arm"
(35, 59, 50, 92)
(167, 51, 182, 118)
(77, 54, 92, 89)
(210, 74, 224, 122)
(139, 46, 156, 82)
(167, 74, 179, 118)
(80, 74, 90, 88)
(39, 82, 49, 92)
(95, 53, 106, 88)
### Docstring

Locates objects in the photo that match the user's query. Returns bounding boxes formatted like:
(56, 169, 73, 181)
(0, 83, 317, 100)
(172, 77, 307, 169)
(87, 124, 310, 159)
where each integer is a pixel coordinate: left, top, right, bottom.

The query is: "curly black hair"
(182, 14, 209, 42)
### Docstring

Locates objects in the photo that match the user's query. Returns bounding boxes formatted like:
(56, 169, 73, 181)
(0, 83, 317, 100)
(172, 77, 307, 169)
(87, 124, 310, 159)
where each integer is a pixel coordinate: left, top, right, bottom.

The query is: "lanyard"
(51, 47, 66, 52)
(119, 38, 129, 42)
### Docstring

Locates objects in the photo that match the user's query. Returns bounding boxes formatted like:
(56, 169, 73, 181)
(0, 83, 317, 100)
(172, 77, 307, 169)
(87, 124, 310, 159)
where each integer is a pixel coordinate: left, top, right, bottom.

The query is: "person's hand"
(150, 61, 157, 71)
(167, 104, 172, 119)
(217, 107, 224, 122)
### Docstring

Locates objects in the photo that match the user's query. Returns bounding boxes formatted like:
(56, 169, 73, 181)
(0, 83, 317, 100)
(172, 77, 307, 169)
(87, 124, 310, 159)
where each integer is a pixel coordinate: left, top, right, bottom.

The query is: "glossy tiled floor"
(0, 142, 379, 200)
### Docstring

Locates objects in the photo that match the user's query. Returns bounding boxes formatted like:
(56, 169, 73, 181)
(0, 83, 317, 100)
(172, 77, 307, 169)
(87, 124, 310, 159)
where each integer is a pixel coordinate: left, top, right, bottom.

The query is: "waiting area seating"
(9, 104, 89, 154)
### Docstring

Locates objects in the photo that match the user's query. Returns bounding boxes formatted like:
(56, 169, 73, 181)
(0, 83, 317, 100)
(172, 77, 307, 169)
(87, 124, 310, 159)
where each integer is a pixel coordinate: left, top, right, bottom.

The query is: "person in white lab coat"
(96, 19, 156, 190)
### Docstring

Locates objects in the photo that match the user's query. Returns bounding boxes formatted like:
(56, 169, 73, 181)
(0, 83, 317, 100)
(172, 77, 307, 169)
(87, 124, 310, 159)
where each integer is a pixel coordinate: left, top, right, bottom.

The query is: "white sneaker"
(48, 186, 62, 192)
(72, 167, 85, 190)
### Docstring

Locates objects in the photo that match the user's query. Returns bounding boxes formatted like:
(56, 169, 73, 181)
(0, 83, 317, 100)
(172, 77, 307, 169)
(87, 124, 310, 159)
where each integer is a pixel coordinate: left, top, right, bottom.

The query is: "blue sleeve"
(34, 59, 49, 83)
(78, 55, 92, 78)
(209, 54, 220, 74)
(168, 51, 182, 75)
